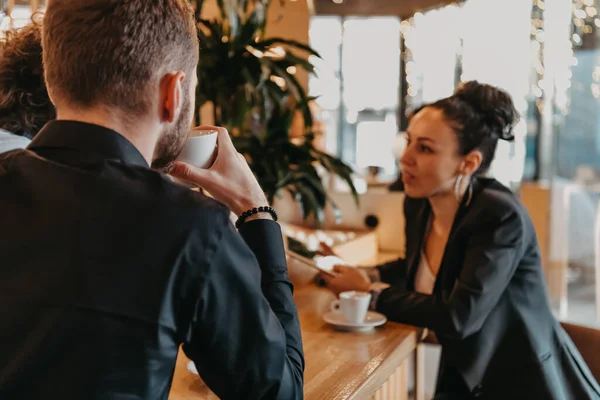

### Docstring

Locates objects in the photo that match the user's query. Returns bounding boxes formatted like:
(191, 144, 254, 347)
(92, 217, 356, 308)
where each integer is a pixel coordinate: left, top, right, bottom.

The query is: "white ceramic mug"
(330, 291, 371, 324)
(177, 129, 218, 169)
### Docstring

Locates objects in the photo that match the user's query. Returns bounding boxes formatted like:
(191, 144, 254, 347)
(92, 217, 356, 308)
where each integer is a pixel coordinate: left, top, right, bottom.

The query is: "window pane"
(341, 17, 401, 111)
(460, 0, 531, 190)
(355, 112, 398, 177)
(407, 5, 461, 104)
(545, 0, 600, 327)
(309, 17, 342, 111)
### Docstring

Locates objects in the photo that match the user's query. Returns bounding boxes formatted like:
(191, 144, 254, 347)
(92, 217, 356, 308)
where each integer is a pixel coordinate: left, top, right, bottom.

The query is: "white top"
(0, 129, 30, 154)
(414, 249, 436, 295)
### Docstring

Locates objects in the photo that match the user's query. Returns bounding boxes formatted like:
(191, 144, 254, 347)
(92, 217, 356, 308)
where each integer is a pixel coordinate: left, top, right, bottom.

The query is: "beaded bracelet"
(235, 206, 278, 229)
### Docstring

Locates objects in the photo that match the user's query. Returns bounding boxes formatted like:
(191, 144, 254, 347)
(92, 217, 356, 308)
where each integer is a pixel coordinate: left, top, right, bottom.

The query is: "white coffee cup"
(177, 129, 218, 169)
(330, 291, 371, 324)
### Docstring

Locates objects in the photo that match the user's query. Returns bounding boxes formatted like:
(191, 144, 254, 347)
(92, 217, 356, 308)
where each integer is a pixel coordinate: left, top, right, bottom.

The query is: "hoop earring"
(466, 181, 473, 206)
(454, 175, 463, 202)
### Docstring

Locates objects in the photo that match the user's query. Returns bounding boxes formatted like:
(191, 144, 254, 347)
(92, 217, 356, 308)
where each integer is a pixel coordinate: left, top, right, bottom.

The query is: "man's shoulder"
(169, 185, 231, 228)
(105, 163, 231, 229)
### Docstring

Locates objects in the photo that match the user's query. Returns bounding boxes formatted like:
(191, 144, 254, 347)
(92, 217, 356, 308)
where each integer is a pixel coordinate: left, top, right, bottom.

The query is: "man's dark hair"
(42, 0, 199, 115)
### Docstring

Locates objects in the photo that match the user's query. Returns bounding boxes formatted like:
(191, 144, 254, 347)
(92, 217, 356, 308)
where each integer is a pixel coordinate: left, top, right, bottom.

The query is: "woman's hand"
(321, 265, 371, 295)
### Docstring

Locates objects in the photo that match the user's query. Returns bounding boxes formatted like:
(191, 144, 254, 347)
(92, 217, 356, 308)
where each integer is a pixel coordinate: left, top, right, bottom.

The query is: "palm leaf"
(296, 180, 325, 224)
(255, 38, 322, 58)
(234, 8, 262, 47)
(312, 149, 359, 205)
(267, 60, 313, 128)
(198, 19, 224, 42)
(189, 0, 359, 224)
(215, 0, 228, 20)
(283, 51, 315, 73)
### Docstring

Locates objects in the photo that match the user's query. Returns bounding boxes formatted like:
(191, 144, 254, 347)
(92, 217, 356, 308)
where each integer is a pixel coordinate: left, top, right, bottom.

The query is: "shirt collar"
(29, 120, 149, 168)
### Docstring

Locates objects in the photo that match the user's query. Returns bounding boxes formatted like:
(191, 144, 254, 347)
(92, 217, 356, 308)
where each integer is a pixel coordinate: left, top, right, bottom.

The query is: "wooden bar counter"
(169, 283, 420, 400)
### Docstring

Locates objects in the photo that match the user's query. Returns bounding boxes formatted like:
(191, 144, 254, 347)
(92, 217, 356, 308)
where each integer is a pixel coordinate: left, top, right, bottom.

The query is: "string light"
(571, 0, 598, 44)
(593, 55, 600, 99)
(535, 29, 546, 42)
(592, 83, 600, 99)
(401, 4, 461, 109)
(398, 0, 588, 115)
(575, 9, 588, 19)
(537, 0, 545, 10)
(401, 16, 420, 105)
(530, 0, 546, 104)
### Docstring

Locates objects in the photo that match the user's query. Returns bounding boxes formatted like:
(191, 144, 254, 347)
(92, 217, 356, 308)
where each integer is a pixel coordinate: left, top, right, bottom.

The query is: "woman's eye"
(419, 145, 432, 153)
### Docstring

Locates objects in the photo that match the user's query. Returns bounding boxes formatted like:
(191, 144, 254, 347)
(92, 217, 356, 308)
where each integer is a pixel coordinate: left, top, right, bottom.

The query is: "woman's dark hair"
(0, 19, 55, 139)
(411, 81, 519, 174)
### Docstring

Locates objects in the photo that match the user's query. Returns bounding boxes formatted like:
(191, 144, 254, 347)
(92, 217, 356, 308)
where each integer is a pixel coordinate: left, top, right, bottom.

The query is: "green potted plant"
(190, 0, 358, 225)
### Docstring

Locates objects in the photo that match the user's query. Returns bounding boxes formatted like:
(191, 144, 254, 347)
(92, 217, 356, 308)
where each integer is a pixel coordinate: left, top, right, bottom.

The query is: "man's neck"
(55, 107, 158, 165)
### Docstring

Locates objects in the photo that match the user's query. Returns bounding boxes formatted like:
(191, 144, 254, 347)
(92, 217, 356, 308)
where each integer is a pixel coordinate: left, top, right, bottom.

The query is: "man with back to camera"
(0, 1, 304, 399)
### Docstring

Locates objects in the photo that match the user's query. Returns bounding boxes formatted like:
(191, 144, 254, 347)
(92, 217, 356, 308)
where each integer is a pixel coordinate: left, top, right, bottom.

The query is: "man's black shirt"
(0, 121, 304, 399)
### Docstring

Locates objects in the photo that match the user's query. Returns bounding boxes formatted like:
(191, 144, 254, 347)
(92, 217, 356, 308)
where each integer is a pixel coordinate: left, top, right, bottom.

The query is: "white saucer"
(323, 311, 387, 332)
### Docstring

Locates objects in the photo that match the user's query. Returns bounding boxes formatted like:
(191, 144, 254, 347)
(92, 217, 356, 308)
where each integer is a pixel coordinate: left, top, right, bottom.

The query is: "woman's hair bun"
(453, 81, 518, 141)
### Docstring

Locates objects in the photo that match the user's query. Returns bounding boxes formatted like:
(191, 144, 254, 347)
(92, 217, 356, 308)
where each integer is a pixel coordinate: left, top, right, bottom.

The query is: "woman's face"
(400, 107, 464, 199)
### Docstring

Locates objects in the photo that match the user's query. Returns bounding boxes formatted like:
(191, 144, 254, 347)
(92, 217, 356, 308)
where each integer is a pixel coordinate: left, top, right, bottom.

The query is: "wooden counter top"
(169, 285, 419, 400)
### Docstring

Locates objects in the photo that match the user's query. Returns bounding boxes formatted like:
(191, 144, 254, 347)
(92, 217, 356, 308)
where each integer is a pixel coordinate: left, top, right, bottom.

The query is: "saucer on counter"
(323, 311, 387, 332)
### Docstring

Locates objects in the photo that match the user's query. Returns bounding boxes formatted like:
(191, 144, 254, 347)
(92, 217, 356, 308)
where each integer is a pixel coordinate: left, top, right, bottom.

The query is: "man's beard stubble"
(151, 93, 193, 174)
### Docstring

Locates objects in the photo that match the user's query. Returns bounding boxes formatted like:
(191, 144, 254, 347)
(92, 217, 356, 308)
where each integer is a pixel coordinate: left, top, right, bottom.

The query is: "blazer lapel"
(433, 178, 482, 297)
(405, 200, 431, 291)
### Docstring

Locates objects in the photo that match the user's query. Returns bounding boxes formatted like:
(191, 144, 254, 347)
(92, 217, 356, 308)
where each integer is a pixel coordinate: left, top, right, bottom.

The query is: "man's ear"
(159, 72, 186, 123)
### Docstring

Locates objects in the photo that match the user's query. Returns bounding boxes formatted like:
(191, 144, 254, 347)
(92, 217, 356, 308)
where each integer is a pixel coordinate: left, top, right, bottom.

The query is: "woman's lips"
(402, 172, 416, 184)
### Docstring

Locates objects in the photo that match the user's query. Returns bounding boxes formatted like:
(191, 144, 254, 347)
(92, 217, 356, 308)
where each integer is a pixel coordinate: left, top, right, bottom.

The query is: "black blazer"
(375, 178, 600, 399)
